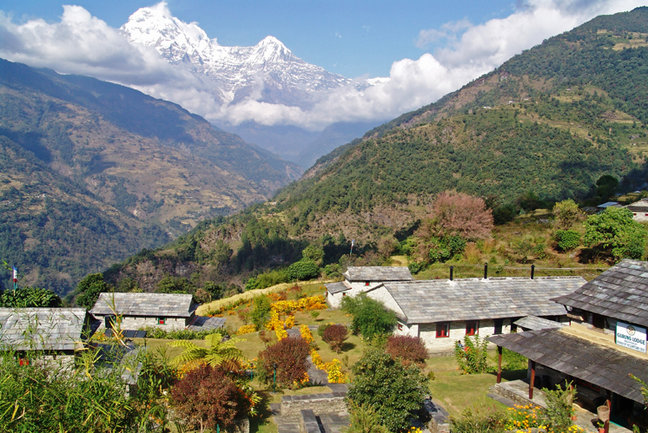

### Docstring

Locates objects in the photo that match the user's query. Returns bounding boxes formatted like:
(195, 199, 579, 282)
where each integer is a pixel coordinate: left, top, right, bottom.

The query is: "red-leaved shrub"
(259, 336, 310, 387)
(322, 324, 348, 353)
(385, 335, 428, 366)
(171, 364, 250, 431)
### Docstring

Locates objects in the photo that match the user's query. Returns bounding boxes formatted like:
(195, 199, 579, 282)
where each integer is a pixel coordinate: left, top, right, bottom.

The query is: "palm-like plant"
(171, 331, 243, 370)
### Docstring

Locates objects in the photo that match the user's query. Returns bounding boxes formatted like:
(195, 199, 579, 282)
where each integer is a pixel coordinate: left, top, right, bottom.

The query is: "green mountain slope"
(83, 8, 648, 294)
(0, 59, 300, 292)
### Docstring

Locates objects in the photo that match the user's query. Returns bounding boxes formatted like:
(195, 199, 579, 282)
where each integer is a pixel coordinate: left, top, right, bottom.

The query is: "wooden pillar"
(604, 391, 612, 433)
(529, 360, 536, 400)
(497, 346, 503, 383)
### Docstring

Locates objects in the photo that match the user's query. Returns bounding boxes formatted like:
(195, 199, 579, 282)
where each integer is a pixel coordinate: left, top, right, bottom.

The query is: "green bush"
(287, 258, 320, 281)
(342, 294, 397, 340)
(347, 349, 427, 432)
(454, 335, 489, 374)
(542, 381, 576, 432)
(140, 326, 226, 340)
(250, 296, 272, 330)
(450, 409, 506, 433)
(553, 229, 581, 252)
(0, 287, 61, 308)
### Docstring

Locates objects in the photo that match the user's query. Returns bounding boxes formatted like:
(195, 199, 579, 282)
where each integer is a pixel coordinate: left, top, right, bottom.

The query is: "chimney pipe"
(531, 264, 535, 279)
(484, 263, 488, 279)
(449, 266, 454, 281)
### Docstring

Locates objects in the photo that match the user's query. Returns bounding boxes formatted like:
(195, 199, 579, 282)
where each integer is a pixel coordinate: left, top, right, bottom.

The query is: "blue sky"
(0, 0, 531, 77)
(1, 1, 647, 129)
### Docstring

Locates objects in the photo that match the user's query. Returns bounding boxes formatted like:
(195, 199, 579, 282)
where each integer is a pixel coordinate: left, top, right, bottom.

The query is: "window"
(157, 317, 166, 325)
(465, 320, 478, 336)
(397, 323, 403, 331)
(364, 281, 370, 286)
(436, 322, 450, 338)
(493, 319, 503, 335)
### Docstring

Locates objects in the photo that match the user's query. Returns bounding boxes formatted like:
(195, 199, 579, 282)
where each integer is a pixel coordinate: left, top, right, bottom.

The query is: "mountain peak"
(253, 35, 294, 63)
(122, 2, 212, 61)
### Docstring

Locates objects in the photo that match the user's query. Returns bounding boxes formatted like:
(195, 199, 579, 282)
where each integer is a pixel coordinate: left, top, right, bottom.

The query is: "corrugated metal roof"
(343, 266, 413, 282)
(383, 276, 585, 324)
(552, 259, 648, 327)
(90, 292, 195, 318)
(0, 308, 88, 351)
(489, 328, 648, 403)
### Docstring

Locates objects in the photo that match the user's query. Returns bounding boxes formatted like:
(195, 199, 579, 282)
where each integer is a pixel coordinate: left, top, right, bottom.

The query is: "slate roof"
(0, 308, 89, 351)
(626, 198, 648, 211)
(382, 276, 585, 324)
(489, 328, 648, 403)
(552, 259, 648, 328)
(343, 266, 413, 282)
(90, 292, 195, 318)
(325, 281, 350, 294)
(514, 315, 565, 331)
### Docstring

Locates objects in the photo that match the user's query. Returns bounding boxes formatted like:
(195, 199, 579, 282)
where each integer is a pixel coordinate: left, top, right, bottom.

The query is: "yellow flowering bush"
(236, 324, 256, 335)
(311, 348, 325, 369)
(407, 428, 423, 433)
(284, 314, 295, 329)
(504, 404, 585, 433)
(324, 358, 346, 383)
(300, 324, 314, 344)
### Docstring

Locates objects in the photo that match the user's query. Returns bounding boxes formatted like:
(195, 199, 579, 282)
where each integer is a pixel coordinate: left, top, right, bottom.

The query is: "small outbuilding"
(625, 198, 648, 221)
(91, 292, 197, 331)
(325, 266, 413, 308)
(0, 308, 95, 368)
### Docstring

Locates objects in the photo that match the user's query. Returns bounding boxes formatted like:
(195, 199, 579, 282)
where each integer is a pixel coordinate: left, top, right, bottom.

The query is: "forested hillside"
(71, 8, 648, 298)
(0, 59, 300, 292)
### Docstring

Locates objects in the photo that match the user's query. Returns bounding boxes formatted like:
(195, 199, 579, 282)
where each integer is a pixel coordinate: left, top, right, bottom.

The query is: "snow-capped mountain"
(121, 3, 351, 108)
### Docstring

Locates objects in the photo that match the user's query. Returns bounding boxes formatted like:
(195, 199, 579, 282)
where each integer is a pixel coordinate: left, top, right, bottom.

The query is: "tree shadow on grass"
(341, 342, 356, 352)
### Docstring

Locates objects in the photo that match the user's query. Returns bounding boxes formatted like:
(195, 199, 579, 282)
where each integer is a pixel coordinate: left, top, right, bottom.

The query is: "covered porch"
(489, 328, 648, 433)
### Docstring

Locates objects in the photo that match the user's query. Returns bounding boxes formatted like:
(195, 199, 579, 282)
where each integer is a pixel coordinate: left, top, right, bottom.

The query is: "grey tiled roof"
(343, 266, 413, 282)
(489, 328, 648, 403)
(383, 276, 585, 324)
(514, 315, 565, 331)
(90, 292, 195, 318)
(552, 259, 648, 327)
(626, 199, 648, 211)
(325, 282, 350, 294)
(0, 308, 88, 351)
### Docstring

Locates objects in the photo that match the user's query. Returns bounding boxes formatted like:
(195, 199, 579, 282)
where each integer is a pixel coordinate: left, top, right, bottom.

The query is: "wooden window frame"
(465, 320, 479, 336)
(157, 317, 167, 325)
(436, 322, 450, 338)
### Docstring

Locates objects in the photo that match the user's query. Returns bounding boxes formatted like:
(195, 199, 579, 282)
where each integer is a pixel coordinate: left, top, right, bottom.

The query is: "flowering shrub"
(300, 324, 314, 344)
(237, 324, 256, 335)
(311, 348, 324, 369)
(504, 403, 584, 433)
(324, 358, 346, 383)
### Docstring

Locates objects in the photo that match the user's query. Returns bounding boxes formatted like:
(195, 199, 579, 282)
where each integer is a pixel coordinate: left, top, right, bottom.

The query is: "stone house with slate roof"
(325, 266, 413, 308)
(362, 276, 584, 352)
(625, 198, 648, 222)
(91, 292, 196, 331)
(0, 308, 95, 368)
(490, 259, 648, 432)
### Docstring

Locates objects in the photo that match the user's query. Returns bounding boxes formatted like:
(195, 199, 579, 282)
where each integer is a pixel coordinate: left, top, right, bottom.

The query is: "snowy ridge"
(121, 3, 351, 108)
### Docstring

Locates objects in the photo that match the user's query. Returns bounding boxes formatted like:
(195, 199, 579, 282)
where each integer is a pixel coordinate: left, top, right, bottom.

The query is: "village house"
(490, 259, 648, 432)
(363, 276, 584, 352)
(0, 308, 96, 368)
(325, 266, 413, 308)
(91, 292, 197, 331)
(625, 198, 648, 222)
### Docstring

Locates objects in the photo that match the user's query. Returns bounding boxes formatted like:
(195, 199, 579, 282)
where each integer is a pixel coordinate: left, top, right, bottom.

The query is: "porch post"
(529, 360, 536, 400)
(604, 391, 612, 433)
(497, 346, 503, 383)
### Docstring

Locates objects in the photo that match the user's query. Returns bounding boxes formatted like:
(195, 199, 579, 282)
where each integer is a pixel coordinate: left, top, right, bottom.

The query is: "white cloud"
(1, 1, 647, 131)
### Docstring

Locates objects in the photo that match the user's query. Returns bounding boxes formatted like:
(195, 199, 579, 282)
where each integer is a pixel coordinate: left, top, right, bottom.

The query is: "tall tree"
(584, 207, 648, 260)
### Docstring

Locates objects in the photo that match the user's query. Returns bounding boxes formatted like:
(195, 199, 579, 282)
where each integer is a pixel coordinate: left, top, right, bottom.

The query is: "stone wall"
(280, 391, 348, 417)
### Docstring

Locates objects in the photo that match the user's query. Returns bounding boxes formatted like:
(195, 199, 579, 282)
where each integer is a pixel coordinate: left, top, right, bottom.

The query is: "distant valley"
(0, 58, 299, 292)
